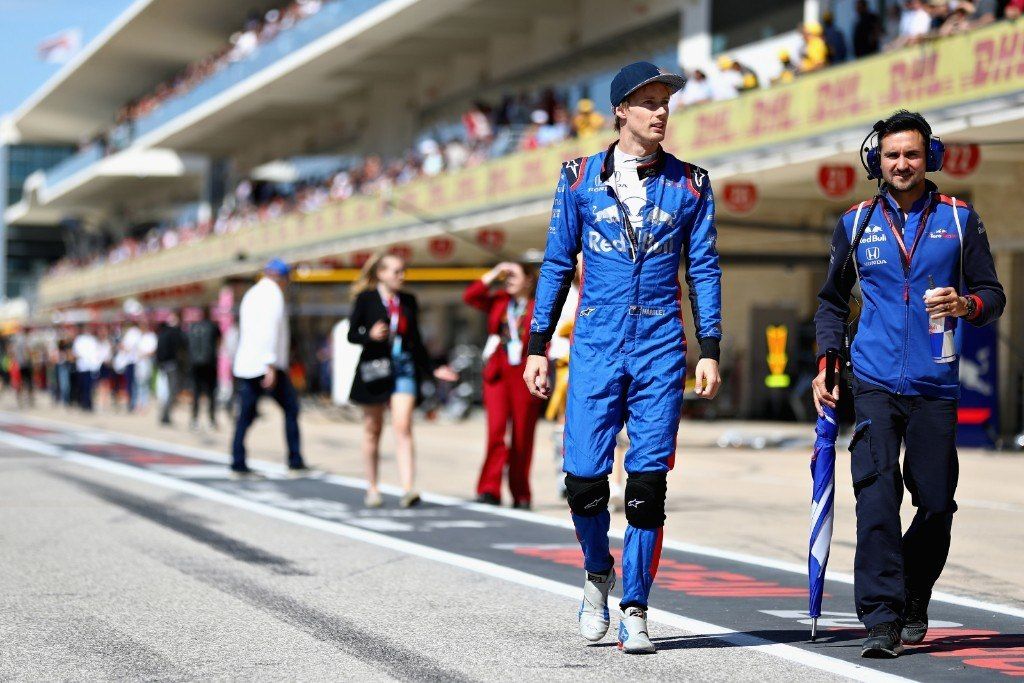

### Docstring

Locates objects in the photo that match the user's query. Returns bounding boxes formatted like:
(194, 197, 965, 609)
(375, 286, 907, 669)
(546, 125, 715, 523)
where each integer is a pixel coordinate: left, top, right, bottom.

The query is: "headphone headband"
(861, 113, 944, 181)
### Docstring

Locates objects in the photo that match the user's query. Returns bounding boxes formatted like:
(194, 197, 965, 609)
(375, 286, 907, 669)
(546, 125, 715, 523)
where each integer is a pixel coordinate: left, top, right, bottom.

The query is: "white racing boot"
(617, 606, 656, 654)
(578, 567, 616, 641)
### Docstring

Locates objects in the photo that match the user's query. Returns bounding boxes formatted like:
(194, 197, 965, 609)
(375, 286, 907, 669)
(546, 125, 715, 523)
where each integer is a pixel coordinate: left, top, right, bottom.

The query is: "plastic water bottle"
(926, 276, 957, 364)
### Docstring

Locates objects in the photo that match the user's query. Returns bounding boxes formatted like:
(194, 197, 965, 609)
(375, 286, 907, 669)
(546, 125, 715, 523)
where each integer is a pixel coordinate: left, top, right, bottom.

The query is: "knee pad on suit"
(624, 472, 667, 529)
(565, 473, 609, 517)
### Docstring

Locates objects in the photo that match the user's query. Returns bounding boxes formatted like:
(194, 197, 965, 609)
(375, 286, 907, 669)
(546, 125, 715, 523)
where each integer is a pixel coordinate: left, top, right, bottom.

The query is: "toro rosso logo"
(592, 204, 674, 225)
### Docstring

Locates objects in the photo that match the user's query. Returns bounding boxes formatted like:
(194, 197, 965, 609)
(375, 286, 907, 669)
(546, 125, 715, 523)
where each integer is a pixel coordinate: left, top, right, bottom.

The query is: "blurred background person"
(800, 21, 830, 72)
(95, 325, 114, 411)
(188, 306, 222, 431)
(545, 268, 580, 500)
(231, 259, 308, 478)
(674, 69, 713, 108)
(772, 50, 800, 85)
(72, 324, 100, 412)
(853, 0, 884, 57)
(155, 312, 187, 426)
(464, 261, 543, 509)
(347, 253, 457, 508)
(120, 317, 142, 412)
(571, 98, 605, 138)
(136, 319, 157, 412)
(823, 11, 849, 63)
(890, 0, 933, 49)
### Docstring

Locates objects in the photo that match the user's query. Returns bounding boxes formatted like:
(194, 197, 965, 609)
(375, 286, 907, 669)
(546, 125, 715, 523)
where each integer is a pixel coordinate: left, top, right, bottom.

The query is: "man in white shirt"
(120, 318, 142, 412)
(136, 321, 158, 410)
(230, 258, 307, 478)
(72, 324, 101, 412)
(892, 0, 933, 48)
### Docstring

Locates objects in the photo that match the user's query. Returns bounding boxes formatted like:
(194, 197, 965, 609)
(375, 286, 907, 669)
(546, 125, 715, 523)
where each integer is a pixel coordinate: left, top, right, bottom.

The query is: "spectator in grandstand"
(464, 262, 543, 509)
(718, 55, 760, 92)
(939, 1, 979, 34)
(800, 21, 830, 72)
(853, 0, 885, 57)
(772, 50, 800, 85)
(1006, 0, 1024, 19)
(571, 98, 605, 138)
(155, 312, 187, 426)
(822, 11, 849, 62)
(537, 106, 571, 147)
(462, 101, 494, 144)
(927, 0, 952, 29)
(347, 253, 458, 508)
(971, 0, 996, 24)
(72, 324, 101, 412)
(231, 259, 308, 479)
(889, 0, 933, 49)
(188, 307, 222, 431)
(673, 69, 713, 108)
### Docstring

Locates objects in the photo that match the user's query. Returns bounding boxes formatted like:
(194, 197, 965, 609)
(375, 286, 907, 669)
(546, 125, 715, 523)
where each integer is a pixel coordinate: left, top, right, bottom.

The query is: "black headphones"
(861, 113, 945, 181)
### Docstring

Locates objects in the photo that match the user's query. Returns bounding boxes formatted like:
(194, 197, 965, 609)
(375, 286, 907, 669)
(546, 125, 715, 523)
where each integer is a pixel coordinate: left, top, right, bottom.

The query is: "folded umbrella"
(809, 349, 839, 641)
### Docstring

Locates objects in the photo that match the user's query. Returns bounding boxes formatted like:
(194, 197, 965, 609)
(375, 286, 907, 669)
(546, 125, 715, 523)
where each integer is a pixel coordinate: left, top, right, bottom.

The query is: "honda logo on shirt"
(866, 247, 880, 260)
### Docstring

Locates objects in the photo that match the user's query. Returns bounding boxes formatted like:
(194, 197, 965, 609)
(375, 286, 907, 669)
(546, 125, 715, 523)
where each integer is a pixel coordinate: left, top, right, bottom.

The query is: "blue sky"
(0, 0, 132, 116)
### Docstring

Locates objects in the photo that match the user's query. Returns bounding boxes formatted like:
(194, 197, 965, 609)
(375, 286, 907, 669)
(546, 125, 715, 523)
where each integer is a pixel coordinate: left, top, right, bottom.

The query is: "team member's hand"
(523, 355, 551, 399)
(262, 366, 277, 390)
(694, 358, 721, 399)
(924, 287, 967, 319)
(433, 365, 459, 382)
(811, 367, 839, 417)
(369, 321, 389, 341)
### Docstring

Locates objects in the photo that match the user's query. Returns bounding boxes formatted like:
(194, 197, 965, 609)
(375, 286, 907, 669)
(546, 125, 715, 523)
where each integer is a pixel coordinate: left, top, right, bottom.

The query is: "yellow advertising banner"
(39, 20, 1024, 308)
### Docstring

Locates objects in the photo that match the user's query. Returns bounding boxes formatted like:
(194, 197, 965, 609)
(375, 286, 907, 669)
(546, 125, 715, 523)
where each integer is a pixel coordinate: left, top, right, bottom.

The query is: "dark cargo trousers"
(849, 378, 959, 628)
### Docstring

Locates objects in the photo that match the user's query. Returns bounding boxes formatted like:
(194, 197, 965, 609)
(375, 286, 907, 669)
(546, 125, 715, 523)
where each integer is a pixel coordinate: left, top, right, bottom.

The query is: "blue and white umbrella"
(809, 351, 839, 641)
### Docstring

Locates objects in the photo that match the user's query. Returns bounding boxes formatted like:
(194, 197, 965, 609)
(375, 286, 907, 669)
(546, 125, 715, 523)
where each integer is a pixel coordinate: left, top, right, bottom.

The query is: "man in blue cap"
(523, 61, 723, 653)
(230, 258, 308, 478)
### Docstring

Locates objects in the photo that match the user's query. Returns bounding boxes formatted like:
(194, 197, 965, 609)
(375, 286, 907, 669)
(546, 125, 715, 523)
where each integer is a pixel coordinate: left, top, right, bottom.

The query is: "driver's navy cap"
(610, 61, 687, 107)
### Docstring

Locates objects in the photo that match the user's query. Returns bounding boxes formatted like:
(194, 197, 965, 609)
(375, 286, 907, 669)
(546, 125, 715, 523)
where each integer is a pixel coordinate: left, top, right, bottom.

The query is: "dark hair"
(878, 109, 932, 150)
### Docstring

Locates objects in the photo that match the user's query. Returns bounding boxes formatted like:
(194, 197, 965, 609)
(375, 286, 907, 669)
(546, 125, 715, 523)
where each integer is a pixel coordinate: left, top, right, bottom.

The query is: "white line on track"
(0, 427, 910, 683)
(3, 410, 1022, 622)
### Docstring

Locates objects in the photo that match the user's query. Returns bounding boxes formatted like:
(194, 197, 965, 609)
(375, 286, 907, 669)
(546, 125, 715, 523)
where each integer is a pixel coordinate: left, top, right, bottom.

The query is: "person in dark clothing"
(823, 11, 849, 63)
(155, 312, 187, 426)
(188, 307, 222, 430)
(813, 111, 1005, 658)
(853, 0, 884, 57)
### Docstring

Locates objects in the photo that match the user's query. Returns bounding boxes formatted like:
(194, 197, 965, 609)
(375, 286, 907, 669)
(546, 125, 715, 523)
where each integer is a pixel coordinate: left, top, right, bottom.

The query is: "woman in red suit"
(464, 262, 544, 509)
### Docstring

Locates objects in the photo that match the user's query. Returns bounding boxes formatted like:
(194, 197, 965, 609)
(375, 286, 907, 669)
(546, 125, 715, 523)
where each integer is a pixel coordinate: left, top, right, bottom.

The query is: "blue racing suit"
(527, 142, 722, 608)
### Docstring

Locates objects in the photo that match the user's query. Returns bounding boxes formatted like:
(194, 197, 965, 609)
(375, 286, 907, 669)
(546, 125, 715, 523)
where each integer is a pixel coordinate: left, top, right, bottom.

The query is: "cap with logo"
(264, 258, 290, 278)
(609, 61, 687, 107)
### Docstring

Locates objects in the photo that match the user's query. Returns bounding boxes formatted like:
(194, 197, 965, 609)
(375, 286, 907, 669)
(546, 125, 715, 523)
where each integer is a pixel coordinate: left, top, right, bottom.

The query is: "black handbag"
(358, 357, 392, 383)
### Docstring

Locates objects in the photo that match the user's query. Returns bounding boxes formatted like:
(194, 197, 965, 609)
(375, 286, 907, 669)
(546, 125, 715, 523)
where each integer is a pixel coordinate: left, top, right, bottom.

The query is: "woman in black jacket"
(348, 253, 457, 508)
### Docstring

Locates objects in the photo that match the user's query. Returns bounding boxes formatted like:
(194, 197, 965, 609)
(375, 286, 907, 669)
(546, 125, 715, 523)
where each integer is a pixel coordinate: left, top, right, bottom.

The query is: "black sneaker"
(475, 493, 500, 505)
(861, 622, 904, 658)
(512, 500, 531, 510)
(229, 466, 264, 481)
(901, 594, 930, 644)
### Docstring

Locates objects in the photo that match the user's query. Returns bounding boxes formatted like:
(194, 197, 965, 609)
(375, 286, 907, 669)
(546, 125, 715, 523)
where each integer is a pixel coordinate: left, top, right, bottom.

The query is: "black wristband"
(526, 333, 549, 357)
(698, 337, 721, 361)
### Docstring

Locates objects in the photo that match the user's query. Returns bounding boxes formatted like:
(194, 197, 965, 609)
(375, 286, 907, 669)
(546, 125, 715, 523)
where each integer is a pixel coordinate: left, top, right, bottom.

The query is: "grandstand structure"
(2, 0, 1024, 429)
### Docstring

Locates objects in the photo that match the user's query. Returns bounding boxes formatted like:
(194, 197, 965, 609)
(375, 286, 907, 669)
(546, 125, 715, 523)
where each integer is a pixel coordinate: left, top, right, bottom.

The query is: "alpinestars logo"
(627, 499, 644, 508)
(584, 497, 606, 509)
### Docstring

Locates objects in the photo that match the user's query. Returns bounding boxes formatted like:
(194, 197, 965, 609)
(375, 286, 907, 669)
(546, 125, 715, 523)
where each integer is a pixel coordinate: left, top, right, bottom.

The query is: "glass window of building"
(711, 0, 804, 54)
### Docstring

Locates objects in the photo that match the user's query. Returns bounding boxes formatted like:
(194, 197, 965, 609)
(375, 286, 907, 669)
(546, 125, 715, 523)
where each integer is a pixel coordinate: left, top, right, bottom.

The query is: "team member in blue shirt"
(814, 110, 1005, 658)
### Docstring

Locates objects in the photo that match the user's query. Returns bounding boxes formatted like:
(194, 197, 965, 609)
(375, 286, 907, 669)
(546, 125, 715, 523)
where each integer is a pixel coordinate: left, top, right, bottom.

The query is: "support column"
(679, 0, 711, 69)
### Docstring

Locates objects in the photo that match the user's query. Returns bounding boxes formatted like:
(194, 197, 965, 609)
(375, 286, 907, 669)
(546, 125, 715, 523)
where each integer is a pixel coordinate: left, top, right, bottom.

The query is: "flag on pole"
(37, 28, 82, 64)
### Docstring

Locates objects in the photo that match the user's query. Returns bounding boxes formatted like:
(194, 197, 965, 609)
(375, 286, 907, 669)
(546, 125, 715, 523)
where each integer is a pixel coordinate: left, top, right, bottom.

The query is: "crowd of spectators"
(94, 0, 326, 154)
(49, 1, 1019, 278)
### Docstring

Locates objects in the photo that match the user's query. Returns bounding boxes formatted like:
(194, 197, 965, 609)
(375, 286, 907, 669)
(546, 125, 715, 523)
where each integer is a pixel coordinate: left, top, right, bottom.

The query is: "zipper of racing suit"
(882, 197, 934, 394)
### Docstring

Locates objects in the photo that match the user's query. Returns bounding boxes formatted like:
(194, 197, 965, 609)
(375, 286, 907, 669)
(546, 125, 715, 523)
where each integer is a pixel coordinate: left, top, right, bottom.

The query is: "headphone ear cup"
(928, 137, 945, 172)
(866, 147, 882, 180)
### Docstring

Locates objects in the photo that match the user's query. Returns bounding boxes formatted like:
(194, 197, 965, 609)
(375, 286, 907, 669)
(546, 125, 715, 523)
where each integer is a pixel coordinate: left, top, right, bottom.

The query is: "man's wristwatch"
(962, 295, 976, 319)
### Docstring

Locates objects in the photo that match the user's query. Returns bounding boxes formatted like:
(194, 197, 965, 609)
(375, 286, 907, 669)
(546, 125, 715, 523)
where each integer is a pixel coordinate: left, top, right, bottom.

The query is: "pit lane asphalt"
(0, 443, 849, 682)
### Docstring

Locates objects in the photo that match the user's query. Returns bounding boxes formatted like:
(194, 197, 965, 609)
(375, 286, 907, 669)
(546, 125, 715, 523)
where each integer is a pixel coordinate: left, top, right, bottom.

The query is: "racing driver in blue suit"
(522, 61, 723, 654)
